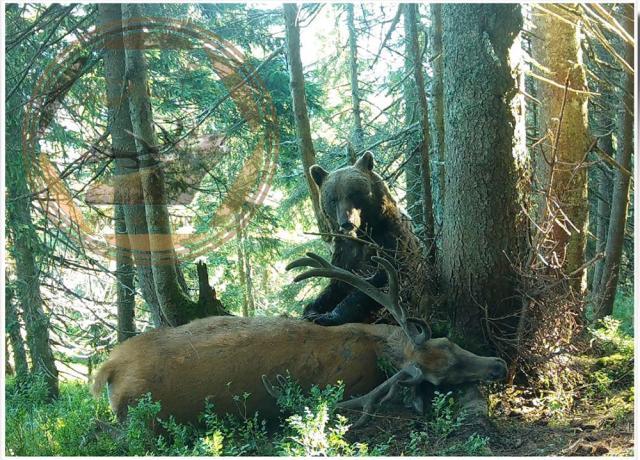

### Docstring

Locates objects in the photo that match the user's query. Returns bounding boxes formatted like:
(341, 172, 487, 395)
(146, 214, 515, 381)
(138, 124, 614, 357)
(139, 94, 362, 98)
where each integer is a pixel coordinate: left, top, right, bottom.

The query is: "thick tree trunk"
(100, 4, 227, 326)
(431, 3, 445, 206)
(122, 4, 195, 326)
(405, 4, 436, 261)
(441, 4, 523, 355)
(6, 283, 30, 378)
(98, 3, 163, 327)
(115, 203, 136, 341)
(595, 5, 634, 319)
(403, 5, 424, 231)
(531, 4, 591, 293)
(6, 116, 59, 399)
(346, 4, 364, 152)
(283, 4, 331, 239)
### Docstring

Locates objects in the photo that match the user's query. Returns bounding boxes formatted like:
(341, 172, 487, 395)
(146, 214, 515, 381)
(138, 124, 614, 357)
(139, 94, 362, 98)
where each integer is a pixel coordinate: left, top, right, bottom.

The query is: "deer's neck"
(357, 324, 410, 370)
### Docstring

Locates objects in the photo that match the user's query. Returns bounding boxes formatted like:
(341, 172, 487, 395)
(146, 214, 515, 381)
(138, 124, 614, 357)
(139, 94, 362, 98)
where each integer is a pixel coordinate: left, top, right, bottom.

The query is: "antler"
(261, 374, 288, 399)
(336, 363, 424, 427)
(286, 252, 430, 346)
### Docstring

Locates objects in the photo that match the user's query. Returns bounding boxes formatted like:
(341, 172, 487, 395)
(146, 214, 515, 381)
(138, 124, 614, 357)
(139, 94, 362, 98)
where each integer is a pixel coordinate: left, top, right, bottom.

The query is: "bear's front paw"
(310, 312, 343, 326)
(302, 303, 321, 320)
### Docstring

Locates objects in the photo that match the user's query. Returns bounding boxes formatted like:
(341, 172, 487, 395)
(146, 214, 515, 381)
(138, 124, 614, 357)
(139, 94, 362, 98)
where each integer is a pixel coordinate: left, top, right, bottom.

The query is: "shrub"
(404, 391, 489, 456)
(6, 374, 116, 456)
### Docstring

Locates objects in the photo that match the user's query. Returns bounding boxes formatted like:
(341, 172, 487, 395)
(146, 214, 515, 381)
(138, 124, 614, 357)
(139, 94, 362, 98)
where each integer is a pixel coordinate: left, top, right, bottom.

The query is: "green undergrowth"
(493, 313, 634, 430)
(6, 373, 487, 456)
(8, 302, 631, 456)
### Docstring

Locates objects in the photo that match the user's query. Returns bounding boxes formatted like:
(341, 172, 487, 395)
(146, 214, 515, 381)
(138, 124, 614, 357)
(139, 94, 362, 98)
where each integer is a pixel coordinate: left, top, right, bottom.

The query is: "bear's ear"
(310, 165, 328, 187)
(355, 151, 374, 172)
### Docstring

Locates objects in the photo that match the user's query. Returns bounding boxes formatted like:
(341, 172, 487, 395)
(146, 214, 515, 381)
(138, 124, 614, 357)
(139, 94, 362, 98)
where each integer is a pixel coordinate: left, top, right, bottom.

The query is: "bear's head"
(309, 151, 394, 236)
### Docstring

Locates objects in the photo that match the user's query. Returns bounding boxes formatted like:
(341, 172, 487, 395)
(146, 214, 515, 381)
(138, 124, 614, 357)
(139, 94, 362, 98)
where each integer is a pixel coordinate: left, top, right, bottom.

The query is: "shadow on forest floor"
(344, 393, 634, 456)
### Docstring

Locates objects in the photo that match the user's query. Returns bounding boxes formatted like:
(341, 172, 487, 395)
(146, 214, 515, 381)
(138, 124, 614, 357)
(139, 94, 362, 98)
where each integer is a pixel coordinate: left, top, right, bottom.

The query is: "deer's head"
(282, 252, 507, 426)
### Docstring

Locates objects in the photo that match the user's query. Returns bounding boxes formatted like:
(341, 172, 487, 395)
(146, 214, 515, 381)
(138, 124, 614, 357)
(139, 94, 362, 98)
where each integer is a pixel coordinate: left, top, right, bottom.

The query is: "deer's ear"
(406, 318, 431, 346)
(309, 165, 328, 187)
(355, 151, 374, 171)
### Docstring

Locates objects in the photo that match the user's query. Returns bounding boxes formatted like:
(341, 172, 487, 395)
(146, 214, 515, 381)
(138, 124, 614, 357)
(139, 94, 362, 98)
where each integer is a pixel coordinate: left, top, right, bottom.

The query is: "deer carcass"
(92, 253, 507, 426)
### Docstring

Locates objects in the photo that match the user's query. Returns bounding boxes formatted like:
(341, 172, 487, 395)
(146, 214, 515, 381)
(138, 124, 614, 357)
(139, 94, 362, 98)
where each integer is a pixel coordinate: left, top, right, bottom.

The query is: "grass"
(6, 372, 494, 456)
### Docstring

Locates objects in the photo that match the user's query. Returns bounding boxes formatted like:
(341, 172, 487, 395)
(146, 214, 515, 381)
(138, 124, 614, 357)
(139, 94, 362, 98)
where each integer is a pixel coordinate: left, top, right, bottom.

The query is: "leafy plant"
(404, 391, 490, 456)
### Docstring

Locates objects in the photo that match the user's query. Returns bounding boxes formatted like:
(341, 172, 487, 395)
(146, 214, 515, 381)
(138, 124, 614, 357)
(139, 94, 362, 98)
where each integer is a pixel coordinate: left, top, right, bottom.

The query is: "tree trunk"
(97, 3, 163, 327)
(402, 4, 424, 231)
(405, 3, 436, 262)
(115, 203, 136, 341)
(531, 4, 591, 293)
(431, 3, 445, 206)
(595, 4, 634, 319)
(6, 115, 59, 400)
(283, 4, 331, 239)
(100, 4, 227, 326)
(121, 3, 196, 326)
(6, 282, 30, 378)
(236, 215, 256, 317)
(244, 242, 256, 317)
(441, 4, 523, 355)
(591, 134, 613, 294)
(346, 4, 364, 152)
(236, 216, 249, 317)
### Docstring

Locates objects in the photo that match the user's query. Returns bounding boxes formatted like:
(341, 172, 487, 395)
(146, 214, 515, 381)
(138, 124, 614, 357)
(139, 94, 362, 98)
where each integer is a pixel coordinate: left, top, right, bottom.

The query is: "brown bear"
(303, 151, 428, 325)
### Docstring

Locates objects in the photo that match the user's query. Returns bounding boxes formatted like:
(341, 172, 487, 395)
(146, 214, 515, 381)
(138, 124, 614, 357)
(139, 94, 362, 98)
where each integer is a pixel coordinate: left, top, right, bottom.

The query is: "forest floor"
(344, 391, 634, 456)
(345, 314, 635, 456)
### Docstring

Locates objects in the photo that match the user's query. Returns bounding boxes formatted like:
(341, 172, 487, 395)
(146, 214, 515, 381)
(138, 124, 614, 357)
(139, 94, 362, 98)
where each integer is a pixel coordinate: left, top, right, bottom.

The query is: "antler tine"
(261, 375, 281, 399)
(285, 258, 324, 271)
(262, 374, 289, 400)
(287, 253, 393, 310)
(287, 252, 425, 345)
(370, 255, 404, 324)
(304, 252, 333, 267)
(337, 364, 424, 428)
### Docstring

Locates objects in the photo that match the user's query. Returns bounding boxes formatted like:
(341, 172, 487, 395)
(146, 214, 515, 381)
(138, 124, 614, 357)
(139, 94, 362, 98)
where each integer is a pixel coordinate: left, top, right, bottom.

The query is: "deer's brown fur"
(92, 316, 504, 425)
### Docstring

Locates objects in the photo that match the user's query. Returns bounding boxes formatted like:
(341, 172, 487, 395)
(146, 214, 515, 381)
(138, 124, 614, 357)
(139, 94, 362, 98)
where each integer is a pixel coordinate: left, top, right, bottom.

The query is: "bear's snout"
(338, 205, 362, 233)
(340, 221, 355, 232)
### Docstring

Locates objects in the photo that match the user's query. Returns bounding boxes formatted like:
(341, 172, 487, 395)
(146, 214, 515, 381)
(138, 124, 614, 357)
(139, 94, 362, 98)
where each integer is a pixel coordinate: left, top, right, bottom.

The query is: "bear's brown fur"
(304, 152, 429, 325)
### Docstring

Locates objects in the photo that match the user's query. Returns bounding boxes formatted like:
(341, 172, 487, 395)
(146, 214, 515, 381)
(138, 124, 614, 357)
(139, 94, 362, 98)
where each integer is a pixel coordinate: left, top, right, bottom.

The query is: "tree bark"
(236, 215, 248, 317)
(431, 3, 445, 206)
(405, 4, 436, 262)
(591, 134, 613, 294)
(283, 4, 331, 239)
(244, 240, 256, 317)
(100, 4, 228, 326)
(402, 4, 424, 231)
(6, 282, 30, 378)
(441, 4, 523, 355)
(115, 204, 136, 341)
(531, 4, 591, 293)
(235, 215, 256, 317)
(121, 3, 194, 326)
(6, 115, 59, 400)
(97, 3, 162, 327)
(346, 4, 364, 152)
(595, 4, 634, 319)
